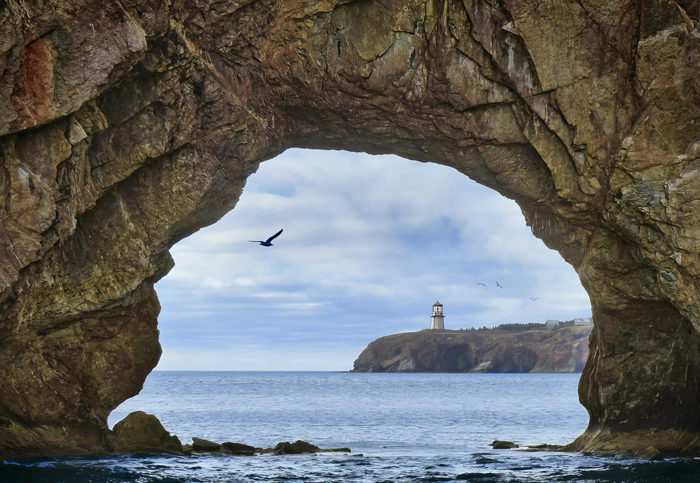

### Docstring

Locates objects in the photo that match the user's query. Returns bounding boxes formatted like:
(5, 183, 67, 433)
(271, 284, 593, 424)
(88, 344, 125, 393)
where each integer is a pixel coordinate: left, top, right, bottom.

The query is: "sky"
(153, 148, 592, 371)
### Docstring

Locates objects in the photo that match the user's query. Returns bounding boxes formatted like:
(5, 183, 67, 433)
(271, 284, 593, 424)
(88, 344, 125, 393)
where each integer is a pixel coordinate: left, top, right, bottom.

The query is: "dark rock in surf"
(270, 440, 351, 455)
(192, 437, 221, 452)
(273, 440, 320, 455)
(221, 442, 256, 456)
(491, 440, 519, 449)
(520, 443, 565, 452)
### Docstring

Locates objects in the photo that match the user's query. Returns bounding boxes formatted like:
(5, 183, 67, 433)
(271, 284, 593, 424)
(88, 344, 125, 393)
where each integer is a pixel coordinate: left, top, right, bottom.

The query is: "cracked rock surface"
(1, 0, 700, 457)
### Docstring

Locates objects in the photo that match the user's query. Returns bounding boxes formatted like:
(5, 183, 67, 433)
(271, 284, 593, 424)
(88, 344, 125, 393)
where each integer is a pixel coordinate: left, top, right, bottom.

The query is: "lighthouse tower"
(430, 301, 445, 330)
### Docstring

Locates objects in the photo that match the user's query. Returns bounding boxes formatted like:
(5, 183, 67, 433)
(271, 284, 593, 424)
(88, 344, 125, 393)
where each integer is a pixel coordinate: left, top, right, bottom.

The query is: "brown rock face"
(1, 0, 700, 457)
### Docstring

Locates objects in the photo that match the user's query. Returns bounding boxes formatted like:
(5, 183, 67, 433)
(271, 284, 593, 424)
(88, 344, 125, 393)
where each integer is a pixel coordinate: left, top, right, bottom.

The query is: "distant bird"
(530, 297, 539, 301)
(496, 281, 503, 288)
(249, 229, 283, 246)
(477, 283, 486, 288)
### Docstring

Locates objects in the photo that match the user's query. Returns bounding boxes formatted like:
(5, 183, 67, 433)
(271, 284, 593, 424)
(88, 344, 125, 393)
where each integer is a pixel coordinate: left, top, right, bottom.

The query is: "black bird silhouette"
(477, 283, 486, 288)
(249, 229, 283, 246)
(496, 281, 503, 288)
(530, 297, 539, 301)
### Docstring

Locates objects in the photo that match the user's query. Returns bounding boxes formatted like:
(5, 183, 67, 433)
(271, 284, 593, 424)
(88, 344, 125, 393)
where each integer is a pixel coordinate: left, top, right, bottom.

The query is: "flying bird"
(477, 283, 486, 287)
(530, 297, 539, 301)
(496, 281, 503, 288)
(249, 229, 283, 246)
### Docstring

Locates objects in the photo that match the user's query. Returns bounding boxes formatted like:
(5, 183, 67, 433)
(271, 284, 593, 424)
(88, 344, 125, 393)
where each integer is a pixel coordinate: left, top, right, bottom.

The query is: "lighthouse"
(430, 301, 445, 330)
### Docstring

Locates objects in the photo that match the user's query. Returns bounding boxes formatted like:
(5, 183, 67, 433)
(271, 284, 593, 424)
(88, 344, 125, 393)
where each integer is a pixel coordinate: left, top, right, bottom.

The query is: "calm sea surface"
(3, 371, 700, 482)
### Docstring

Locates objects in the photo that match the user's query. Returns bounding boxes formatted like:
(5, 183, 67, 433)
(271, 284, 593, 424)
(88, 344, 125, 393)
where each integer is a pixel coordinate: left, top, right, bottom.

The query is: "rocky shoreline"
(185, 438, 352, 456)
(110, 412, 551, 458)
(110, 411, 689, 461)
(112, 411, 351, 457)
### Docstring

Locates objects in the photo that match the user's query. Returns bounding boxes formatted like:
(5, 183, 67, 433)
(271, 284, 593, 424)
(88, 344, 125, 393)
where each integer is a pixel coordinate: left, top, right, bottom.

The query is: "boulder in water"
(220, 442, 256, 456)
(491, 440, 519, 449)
(192, 437, 221, 452)
(271, 440, 351, 455)
(273, 440, 320, 455)
(112, 411, 182, 453)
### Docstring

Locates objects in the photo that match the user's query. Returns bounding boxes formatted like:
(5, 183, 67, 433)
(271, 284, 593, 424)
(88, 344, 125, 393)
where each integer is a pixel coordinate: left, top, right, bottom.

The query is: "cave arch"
(152, 148, 590, 371)
(1, 0, 700, 457)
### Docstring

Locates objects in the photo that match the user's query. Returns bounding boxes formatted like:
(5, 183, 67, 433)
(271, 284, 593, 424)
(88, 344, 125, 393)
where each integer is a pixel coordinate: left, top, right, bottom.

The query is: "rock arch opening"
(106, 146, 593, 455)
(152, 148, 590, 371)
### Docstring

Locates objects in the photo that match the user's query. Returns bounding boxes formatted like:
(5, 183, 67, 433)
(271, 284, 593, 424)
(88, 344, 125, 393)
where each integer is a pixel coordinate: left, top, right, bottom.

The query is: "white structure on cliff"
(430, 301, 445, 330)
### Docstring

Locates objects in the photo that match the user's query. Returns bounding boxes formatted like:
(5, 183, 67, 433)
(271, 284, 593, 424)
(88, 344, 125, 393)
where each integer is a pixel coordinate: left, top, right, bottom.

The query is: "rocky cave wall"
(1, 0, 700, 457)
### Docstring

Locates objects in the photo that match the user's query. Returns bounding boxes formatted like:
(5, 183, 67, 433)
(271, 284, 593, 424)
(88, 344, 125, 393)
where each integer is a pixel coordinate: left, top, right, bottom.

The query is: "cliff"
(2, 0, 700, 457)
(352, 327, 591, 373)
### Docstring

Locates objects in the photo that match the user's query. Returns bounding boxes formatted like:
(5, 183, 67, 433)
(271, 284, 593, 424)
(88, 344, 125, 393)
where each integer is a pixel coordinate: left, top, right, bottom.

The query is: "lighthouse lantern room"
(430, 301, 445, 330)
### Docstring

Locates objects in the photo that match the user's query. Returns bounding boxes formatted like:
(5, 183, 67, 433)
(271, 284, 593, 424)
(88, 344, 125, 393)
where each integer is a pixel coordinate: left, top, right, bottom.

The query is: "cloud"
(153, 149, 591, 371)
(157, 344, 362, 371)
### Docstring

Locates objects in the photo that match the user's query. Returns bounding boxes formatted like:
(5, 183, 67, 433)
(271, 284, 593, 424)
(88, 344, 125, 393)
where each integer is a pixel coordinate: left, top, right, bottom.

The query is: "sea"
(3, 371, 700, 482)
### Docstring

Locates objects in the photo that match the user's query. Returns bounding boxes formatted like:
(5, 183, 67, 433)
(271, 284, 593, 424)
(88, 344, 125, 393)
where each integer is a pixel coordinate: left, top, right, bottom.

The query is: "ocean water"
(3, 371, 700, 482)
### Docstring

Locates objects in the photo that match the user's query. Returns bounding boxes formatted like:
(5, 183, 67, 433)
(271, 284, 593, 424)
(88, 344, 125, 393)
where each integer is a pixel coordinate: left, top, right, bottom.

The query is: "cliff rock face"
(352, 327, 591, 373)
(1, 0, 700, 457)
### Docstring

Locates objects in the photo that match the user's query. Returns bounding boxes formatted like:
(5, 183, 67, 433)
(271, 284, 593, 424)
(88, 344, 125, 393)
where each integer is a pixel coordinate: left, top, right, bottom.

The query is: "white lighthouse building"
(430, 301, 445, 330)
